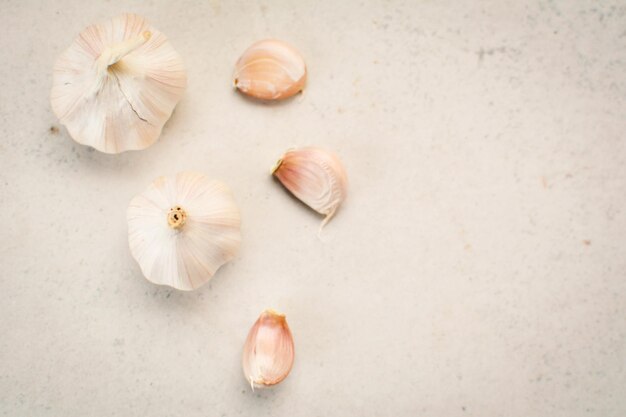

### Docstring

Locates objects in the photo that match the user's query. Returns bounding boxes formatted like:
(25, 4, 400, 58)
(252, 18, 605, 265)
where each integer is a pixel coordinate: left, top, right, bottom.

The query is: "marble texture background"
(1, 0, 625, 416)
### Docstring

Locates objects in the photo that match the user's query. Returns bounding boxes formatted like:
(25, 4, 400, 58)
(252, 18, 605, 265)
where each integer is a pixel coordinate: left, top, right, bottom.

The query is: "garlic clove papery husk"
(51, 13, 187, 153)
(242, 310, 295, 390)
(272, 147, 348, 229)
(233, 39, 306, 100)
(127, 172, 241, 291)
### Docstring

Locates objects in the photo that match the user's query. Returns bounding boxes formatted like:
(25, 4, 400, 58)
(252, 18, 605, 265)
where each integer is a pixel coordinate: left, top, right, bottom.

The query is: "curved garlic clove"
(127, 172, 241, 291)
(242, 309, 295, 389)
(51, 13, 187, 153)
(233, 39, 306, 101)
(272, 147, 348, 229)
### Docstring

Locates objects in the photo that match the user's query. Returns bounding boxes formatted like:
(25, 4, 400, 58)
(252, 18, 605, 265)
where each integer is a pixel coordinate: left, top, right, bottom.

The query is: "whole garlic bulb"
(127, 172, 241, 291)
(51, 14, 187, 153)
(233, 39, 306, 100)
(272, 147, 348, 229)
(242, 310, 295, 389)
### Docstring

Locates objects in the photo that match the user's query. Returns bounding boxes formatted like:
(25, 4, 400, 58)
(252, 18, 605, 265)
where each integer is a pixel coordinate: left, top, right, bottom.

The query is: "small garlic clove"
(233, 39, 306, 101)
(127, 172, 241, 291)
(242, 310, 295, 390)
(272, 147, 348, 229)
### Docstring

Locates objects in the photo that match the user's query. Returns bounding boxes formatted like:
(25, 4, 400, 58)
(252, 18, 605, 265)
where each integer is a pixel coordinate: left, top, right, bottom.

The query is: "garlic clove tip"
(270, 158, 283, 175)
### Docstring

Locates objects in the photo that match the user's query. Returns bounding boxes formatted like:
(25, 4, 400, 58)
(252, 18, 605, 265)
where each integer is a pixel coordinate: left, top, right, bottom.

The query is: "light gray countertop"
(1, 0, 625, 416)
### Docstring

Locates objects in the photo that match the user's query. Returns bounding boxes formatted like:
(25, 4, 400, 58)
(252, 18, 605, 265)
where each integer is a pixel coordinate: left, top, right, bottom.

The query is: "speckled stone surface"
(1, 1, 625, 416)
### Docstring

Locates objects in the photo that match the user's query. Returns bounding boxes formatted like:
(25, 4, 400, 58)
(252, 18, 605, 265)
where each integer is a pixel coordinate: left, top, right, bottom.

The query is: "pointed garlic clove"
(242, 309, 295, 389)
(127, 172, 241, 291)
(272, 147, 348, 229)
(233, 39, 306, 101)
(51, 14, 187, 153)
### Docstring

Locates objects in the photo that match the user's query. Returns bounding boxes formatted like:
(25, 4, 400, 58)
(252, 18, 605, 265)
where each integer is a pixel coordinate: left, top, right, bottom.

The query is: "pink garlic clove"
(233, 39, 306, 101)
(242, 309, 295, 389)
(272, 147, 348, 229)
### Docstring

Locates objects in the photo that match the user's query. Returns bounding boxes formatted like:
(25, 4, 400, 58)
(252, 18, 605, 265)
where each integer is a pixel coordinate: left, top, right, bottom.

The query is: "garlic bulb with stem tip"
(51, 13, 186, 153)
(272, 147, 348, 230)
(242, 309, 295, 390)
(233, 39, 306, 100)
(127, 172, 241, 291)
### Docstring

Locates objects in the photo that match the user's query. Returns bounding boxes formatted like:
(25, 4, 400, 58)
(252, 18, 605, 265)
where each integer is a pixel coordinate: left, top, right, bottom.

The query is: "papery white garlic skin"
(51, 13, 187, 153)
(233, 39, 306, 100)
(242, 310, 295, 389)
(272, 147, 348, 228)
(127, 172, 241, 291)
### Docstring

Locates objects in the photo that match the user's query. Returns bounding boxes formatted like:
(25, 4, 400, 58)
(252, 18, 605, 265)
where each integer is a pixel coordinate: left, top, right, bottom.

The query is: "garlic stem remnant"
(167, 206, 186, 229)
(242, 310, 295, 390)
(272, 147, 348, 229)
(51, 14, 187, 153)
(127, 172, 241, 291)
(233, 39, 307, 100)
(93, 31, 152, 90)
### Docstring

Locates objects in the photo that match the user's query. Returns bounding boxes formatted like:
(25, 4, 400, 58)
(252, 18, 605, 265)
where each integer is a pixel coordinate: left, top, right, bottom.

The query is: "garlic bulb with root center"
(51, 13, 186, 153)
(242, 310, 295, 390)
(127, 172, 241, 291)
(233, 39, 306, 101)
(272, 147, 348, 230)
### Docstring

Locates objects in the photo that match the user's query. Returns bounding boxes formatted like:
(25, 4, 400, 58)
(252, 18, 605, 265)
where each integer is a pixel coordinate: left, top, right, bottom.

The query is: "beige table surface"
(1, 0, 625, 416)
